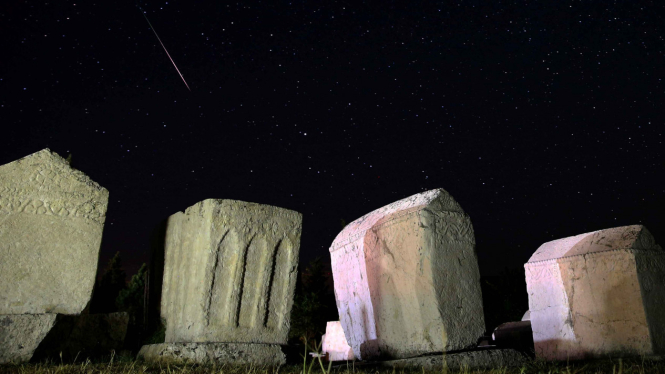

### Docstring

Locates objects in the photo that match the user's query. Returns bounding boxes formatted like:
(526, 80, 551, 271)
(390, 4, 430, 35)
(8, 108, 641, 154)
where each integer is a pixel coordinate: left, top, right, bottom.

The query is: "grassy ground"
(1, 353, 665, 374)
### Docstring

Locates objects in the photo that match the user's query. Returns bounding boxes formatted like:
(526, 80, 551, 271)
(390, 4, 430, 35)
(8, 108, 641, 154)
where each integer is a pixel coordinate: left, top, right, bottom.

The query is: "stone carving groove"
(158, 199, 301, 345)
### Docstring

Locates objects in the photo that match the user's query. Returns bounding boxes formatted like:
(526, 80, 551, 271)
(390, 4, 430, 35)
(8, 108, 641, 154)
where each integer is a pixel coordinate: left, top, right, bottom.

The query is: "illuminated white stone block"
(525, 225, 665, 360)
(330, 188, 484, 360)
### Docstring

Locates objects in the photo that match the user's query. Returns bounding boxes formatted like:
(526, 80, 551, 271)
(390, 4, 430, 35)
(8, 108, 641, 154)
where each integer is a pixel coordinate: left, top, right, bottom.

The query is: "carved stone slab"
(160, 199, 301, 345)
(329, 188, 484, 360)
(525, 225, 665, 360)
(0, 149, 108, 315)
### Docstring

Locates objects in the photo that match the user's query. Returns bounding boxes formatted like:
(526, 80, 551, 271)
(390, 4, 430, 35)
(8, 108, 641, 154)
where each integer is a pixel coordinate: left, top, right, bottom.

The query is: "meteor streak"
(138, 6, 191, 91)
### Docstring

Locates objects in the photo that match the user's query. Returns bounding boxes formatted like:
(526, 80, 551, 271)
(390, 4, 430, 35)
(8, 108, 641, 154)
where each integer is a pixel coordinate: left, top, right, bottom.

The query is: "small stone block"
(322, 321, 355, 361)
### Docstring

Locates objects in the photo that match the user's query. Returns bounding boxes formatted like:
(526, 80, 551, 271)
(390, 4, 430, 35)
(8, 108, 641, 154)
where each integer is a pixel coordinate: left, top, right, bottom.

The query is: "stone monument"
(139, 199, 302, 366)
(0, 149, 109, 363)
(525, 225, 665, 360)
(329, 188, 485, 360)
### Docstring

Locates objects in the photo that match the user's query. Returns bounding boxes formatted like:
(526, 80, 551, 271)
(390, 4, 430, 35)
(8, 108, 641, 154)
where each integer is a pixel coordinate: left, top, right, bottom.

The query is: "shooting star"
(138, 6, 191, 91)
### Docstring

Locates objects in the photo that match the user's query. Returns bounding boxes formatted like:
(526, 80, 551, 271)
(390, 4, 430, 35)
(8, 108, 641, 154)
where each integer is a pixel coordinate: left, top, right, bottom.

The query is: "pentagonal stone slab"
(160, 199, 302, 345)
(525, 225, 665, 360)
(0, 149, 109, 315)
(330, 188, 485, 360)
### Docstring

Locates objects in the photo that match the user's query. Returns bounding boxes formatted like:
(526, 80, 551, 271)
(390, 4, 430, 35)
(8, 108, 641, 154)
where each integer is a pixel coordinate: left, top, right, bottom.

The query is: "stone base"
(330, 348, 530, 371)
(0, 313, 128, 364)
(138, 342, 287, 366)
(0, 314, 58, 364)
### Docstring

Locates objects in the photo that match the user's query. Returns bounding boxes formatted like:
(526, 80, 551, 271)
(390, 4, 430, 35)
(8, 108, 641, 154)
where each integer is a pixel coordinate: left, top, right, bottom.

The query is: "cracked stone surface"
(329, 188, 484, 361)
(0, 149, 108, 315)
(525, 225, 665, 360)
(160, 199, 301, 344)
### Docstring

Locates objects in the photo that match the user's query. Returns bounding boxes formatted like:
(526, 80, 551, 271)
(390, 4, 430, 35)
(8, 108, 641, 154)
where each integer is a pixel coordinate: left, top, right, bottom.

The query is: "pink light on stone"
(321, 321, 355, 361)
(329, 188, 485, 361)
(525, 225, 665, 361)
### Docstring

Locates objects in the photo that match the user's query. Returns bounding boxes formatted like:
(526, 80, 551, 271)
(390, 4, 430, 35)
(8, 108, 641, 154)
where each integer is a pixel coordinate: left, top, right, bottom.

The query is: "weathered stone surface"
(525, 225, 665, 361)
(0, 314, 58, 364)
(161, 199, 301, 344)
(0, 149, 108, 315)
(138, 342, 287, 366)
(329, 188, 484, 360)
(322, 321, 355, 361)
(332, 348, 529, 371)
(0, 313, 128, 364)
(521, 310, 530, 321)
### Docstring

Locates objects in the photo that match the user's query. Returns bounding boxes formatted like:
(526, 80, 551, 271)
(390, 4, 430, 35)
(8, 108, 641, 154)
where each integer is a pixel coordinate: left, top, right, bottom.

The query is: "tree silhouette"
(90, 252, 127, 313)
(116, 263, 147, 352)
(288, 256, 338, 345)
(480, 267, 529, 334)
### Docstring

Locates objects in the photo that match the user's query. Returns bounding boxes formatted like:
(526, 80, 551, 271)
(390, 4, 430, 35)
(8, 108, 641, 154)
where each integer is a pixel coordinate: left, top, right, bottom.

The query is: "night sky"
(2, 1, 664, 280)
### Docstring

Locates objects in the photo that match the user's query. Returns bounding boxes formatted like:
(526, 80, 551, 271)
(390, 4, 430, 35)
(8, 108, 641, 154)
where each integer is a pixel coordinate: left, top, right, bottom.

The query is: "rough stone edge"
(137, 343, 287, 366)
(330, 188, 466, 251)
(526, 225, 661, 264)
(186, 198, 303, 221)
(4, 148, 109, 198)
(524, 247, 665, 267)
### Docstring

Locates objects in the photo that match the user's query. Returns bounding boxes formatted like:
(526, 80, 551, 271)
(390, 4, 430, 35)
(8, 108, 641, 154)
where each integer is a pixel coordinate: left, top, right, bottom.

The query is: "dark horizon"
(3, 0, 663, 282)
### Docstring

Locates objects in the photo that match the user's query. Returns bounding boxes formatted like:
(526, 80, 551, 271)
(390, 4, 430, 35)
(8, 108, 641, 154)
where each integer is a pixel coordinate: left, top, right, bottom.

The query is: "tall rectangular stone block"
(0, 149, 109, 315)
(329, 188, 485, 360)
(525, 225, 665, 360)
(160, 199, 302, 345)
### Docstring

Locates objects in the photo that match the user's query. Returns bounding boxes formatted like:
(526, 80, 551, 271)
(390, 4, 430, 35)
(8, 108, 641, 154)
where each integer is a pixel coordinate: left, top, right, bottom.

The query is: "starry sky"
(2, 0, 664, 280)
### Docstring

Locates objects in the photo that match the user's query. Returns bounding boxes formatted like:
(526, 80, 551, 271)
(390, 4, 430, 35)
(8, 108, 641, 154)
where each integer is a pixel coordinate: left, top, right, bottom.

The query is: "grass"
(2, 347, 665, 374)
(2, 355, 665, 374)
(2, 336, 665, 374)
